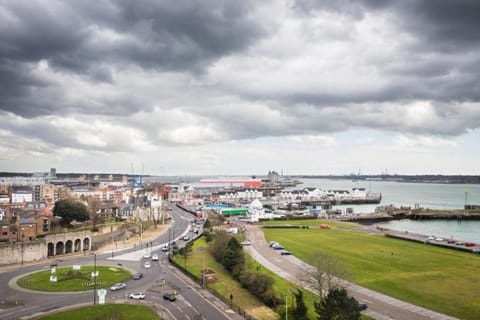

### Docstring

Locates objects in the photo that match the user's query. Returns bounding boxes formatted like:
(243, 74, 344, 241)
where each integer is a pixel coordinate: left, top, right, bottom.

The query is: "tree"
(53, 198, 89, 227)
(299, 252, 350, 298)
(292, 289, 309, 320)
(314, 287, 360, 320)
(222, 237, 245, 274)
(179, 241, 193, 270)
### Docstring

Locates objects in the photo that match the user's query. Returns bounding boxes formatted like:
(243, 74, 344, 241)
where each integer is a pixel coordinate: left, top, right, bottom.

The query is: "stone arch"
(65, 240, 73, 254)
(48, 242, 55, 257)
(74, 239, 81, 252)
(83, 237, 90, 252)
(56, 241, 64, 255)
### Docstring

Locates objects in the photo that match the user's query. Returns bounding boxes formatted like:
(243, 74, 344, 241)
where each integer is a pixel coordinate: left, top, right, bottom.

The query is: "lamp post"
(464, 189, 469, 216)
(21, 227, 25, 267)
(93, 252, 97, 305)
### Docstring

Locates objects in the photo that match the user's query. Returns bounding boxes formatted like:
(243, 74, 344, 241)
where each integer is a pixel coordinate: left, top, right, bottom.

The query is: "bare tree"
(298, 252, 351, 298)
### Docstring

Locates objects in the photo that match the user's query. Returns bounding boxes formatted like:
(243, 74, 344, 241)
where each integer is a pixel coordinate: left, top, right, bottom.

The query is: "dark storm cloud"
(294, 0, 480, 50)
(0, 0, 266, 117)
(0, 61, 57, 117)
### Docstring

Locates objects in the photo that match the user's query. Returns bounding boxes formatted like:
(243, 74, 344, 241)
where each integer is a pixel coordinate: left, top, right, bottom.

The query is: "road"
(243, 224, 459, 320)
(0, 204, 241, 320)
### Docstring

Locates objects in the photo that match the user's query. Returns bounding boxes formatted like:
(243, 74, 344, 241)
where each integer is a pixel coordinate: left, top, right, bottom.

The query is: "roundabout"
(15, 265, 131, 292)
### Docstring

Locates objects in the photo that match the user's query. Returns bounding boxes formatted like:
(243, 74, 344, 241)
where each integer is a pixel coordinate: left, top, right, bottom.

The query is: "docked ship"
(200, 177, 262, 188)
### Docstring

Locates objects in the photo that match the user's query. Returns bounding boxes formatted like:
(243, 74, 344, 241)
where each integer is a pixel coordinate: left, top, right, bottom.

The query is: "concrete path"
(244, 224, 459, 320)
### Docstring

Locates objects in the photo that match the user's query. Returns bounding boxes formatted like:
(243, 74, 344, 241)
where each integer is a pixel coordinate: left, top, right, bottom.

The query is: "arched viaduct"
(45, 231, 92, 257)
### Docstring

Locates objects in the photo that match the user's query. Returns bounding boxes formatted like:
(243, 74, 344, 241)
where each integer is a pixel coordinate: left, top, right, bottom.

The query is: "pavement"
(243, 224, 459, 320)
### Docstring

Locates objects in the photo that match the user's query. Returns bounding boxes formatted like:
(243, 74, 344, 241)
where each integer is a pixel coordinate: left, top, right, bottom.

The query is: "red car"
(465, 242, 475, 247)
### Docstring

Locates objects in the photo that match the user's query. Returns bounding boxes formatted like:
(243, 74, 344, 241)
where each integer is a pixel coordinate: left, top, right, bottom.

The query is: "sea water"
(298, 178, 480, 242)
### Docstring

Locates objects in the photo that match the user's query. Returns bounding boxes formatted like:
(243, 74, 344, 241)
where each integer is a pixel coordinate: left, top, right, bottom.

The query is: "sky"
(1, 0, 480, 176)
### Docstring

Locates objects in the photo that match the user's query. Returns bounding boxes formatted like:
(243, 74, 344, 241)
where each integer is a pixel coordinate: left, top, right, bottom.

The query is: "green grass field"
(261, 218, 360, 229)
(17, 266, 131, 292)
(263, 226, 480, 320)
(36, 304, 160, 320)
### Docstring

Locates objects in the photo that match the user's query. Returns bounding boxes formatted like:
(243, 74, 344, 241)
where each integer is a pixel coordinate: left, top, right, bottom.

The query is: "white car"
(129, 292, 145, 300)
(109, 283, 126, 291)
(152, 253, 159, 261)
(144, 261, 151, 269)
(143, 253, 152, 259)
(162, 244, 169, 252)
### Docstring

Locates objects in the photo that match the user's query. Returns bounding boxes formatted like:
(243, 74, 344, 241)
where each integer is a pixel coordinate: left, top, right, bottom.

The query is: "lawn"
(261, 218, 360, 229)
(37, 304, 160, 320)
(263, 227, 480, 320)
(17, 265, 131, 292)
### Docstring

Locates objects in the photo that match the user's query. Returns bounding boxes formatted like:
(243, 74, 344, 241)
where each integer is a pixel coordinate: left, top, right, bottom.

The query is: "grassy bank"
(263, 225, 480, 320)
(176, 236, 372, 320)
(172, 237, 279, 320)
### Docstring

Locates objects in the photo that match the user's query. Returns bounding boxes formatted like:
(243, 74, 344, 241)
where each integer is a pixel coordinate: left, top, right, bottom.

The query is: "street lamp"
(93, 252, 97, 305)
(21, 227, 25, 267)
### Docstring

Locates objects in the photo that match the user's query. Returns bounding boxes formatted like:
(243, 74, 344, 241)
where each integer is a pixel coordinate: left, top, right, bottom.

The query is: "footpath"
(244, 224, 459, 320)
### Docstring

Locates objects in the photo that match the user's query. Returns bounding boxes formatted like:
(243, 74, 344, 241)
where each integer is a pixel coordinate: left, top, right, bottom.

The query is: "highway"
(0, 203, 240, 320)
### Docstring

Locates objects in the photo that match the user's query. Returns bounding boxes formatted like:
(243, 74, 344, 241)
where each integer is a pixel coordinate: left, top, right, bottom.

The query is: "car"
(152, 254, 159, 261)
(358, 302, 368, 311)
(272, 244, 284, 250)
(110, 283, 126, 291)
(143, 253, 152, 259)
(465, 242, 475, 247)
(269, 241, 279, 247)
(163, 293, 176, 301)
(280, 251, 292, 255)
(434, 237, 444, 241)
(182, 235, 190, 241)
(241, 240, 251, 246)
(129, 292, 145, 300)
(447, 239, 456, 244)
(456, 241, 466, 246)
(427, 236, 435, 241)
(132, 272, 143, 280)
(162, 244, 169, 251)
(144, 261, 151, 269)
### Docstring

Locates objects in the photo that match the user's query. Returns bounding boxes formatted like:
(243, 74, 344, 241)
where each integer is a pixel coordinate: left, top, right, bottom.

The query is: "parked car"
(241, 240, 251, 246)
(456, 241, 466, 246)
(447, 239, 456, 244)
(280, 251, 292, 255)
(269, 241, 279, 247)
(144, 261, 151, 269)
(129, 292, 145, 300)
(465, 242, 475, 247)
(163, 293, 176, 301)
(132, 272, 143, 280)
(152, 254, 159, 261)
(143, 253, 152, 259)
(110, 283, 126, 291)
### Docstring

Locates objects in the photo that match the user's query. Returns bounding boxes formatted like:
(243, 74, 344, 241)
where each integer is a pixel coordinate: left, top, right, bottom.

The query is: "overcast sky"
(1, 0, 480, 176)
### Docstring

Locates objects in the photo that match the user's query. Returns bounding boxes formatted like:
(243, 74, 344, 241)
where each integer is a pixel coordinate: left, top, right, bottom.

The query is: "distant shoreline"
(295, 175, 480, 184)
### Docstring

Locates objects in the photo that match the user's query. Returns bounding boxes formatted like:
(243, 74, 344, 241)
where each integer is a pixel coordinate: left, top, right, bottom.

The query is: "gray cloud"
(1, 0, 480, 173)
